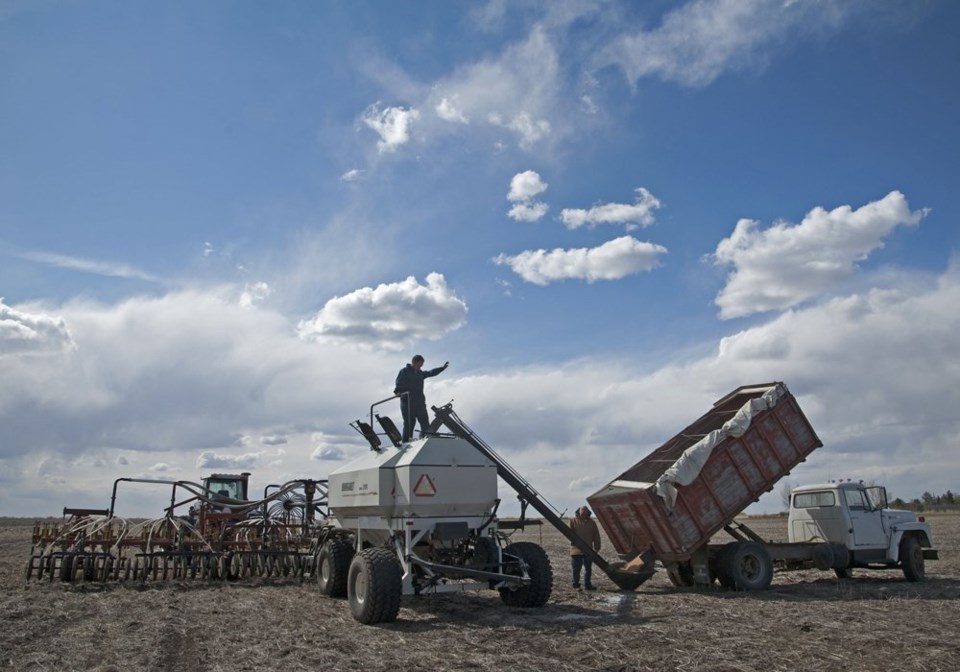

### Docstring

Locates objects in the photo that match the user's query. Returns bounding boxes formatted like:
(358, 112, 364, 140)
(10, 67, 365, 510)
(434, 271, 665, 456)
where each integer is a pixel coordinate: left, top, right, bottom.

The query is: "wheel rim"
(740, 554, 760, 580)
(321, 557, 331, 583)
(354, 571, 367, 605)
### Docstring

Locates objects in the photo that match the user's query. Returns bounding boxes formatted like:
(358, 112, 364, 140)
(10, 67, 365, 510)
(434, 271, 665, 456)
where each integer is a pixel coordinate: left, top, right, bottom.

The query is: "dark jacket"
(394, 363, 446, 406)
(569, 515, 601, 556)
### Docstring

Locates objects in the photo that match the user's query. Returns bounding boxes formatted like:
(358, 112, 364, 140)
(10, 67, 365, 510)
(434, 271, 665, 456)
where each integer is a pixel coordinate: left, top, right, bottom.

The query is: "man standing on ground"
(394, 355, 449, 442)
(570, 505, 602, 590)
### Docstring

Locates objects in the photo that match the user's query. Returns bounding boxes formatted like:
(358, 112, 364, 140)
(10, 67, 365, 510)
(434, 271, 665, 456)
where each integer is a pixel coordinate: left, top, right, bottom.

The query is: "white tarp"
(654, 384, 785, 510)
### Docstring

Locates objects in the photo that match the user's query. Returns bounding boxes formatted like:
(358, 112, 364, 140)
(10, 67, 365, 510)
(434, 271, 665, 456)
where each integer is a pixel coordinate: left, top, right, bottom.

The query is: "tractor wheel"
(834, 567, 853, 579)
(499, 542, 553, 608)
(900, 535, 925, 582)
(725, 542, 773, 591)
(317, 538, 354, 598)
(347, 548, 402, 624)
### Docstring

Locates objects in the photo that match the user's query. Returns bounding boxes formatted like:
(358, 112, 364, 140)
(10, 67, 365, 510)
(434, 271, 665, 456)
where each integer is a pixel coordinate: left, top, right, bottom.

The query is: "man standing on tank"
(394, 355, 449, 442)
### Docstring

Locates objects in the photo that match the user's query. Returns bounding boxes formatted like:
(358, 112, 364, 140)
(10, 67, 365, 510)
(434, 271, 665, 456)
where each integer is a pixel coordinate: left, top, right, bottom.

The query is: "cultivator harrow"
(26, 476, 328, 583)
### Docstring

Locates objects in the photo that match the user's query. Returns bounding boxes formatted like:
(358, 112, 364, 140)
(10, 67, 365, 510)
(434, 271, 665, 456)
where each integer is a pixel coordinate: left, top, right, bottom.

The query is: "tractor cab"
(203, 473, 250, 503)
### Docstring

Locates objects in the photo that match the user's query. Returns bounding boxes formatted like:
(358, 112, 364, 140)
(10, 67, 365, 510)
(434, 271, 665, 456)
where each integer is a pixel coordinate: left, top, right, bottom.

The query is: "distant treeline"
(890, 490, 960, 512)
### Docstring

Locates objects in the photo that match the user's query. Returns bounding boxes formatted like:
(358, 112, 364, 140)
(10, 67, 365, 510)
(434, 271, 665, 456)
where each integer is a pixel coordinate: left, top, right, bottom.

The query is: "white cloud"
(5, 248, 159, 282)
(297, 273, 468, 350)
(340, 168, 364, 182)
(492, 112, 552, 148)
(196, 450, 265, 470)
(311, 445, 345, 461)
(508, 202, 550, 222)
(2, 265, 960, 518)
(601, 0, 854, 87)
(711, 191, 928, 319)
(239, 281, 272, 309)
(362, 103, 421, 153)
(436, 97, 469, 124)
(507, 170, 549, 222)
(493, 235, 667, 285)
(560, 187, 662, 230)
(508, 170, 549, 203)
(0, 299, 74, 356)
(419, 26, 562, 150)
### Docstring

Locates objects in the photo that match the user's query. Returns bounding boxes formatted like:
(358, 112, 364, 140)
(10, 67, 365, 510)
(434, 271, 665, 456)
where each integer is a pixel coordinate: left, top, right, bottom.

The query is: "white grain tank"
(327, 434, 498, 531)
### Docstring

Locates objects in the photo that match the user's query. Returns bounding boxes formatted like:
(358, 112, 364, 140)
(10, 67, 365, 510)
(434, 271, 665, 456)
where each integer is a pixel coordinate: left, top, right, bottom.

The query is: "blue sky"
(2, 0, 959, 518)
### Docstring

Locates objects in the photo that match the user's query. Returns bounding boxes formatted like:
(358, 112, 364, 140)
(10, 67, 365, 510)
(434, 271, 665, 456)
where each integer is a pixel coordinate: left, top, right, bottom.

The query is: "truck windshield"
(864, 486, 887, 510)
(843, 489, 867, 510)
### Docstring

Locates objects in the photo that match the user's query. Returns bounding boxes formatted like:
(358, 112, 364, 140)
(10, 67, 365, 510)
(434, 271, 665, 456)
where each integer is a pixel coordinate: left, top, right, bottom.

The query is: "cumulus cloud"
(362, 103, 420, 153)
(508, 170, 548, 202)
(0, 299, 74, 356)
(561, 187, 662, 230)
(436, 97, 469, 124)
(311, 445, 345, 461)
(340, 169, 364, 182)
(493, 236, 667, 285)
(297, 273, 468, 350)
(711, 191, 928, 319)
(506, 170, 549, 222)
(239, 281, 272, 309)
(196, 450, 265, 470)
(490, 112, 552, 148)
(600, 0, 854, 87)
(2, 264, 960, 518)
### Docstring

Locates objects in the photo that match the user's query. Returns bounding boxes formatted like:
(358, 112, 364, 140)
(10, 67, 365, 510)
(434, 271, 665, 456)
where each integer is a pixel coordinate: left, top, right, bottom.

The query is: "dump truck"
(587, 382, 938, 590)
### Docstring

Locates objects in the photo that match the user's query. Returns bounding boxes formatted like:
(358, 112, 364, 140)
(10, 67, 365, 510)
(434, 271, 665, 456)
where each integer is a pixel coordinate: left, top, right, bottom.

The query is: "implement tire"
(499, 542, 553, 608)
(900, 535, 925, 582)
(317, 538, 354, 598)
(347, 548, 402, 625)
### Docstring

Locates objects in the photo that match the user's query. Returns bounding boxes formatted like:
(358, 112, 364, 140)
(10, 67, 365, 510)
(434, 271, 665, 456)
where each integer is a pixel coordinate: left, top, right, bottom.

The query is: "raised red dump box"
(587, 383, 821, 563)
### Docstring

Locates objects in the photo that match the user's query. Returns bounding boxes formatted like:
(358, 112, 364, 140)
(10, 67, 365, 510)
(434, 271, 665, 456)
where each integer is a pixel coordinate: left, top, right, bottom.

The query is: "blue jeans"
(571, 554, 593, 588)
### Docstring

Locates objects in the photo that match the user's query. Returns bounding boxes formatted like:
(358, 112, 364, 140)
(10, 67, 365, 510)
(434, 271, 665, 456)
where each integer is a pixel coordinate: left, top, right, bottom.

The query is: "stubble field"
(1, 513, 958, 672)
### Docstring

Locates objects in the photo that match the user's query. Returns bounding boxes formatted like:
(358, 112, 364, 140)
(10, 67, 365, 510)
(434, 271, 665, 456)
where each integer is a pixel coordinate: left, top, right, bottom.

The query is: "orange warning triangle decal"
(413, 473, 437, 497)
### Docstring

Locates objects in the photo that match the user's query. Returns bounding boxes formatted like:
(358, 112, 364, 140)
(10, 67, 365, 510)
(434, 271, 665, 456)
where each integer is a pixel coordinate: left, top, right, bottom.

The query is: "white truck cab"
(788, 481, 938, 580)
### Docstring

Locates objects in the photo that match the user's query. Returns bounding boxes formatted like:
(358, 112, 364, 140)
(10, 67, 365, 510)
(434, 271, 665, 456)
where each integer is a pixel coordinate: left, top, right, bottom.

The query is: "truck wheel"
(666, 562, 696, 587)
(499, 542, 553, 608)
(899, 535, 925, 582)
(726, 542, 773, 591)
(316, 537, 354, 597)
(347, 548, 403, 624)
(715, 543, 738, 589)
(834, 568, 853, 579)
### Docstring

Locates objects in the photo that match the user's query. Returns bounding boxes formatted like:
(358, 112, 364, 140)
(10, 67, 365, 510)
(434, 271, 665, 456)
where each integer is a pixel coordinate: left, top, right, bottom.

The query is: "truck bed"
(587, 383, 821, 563)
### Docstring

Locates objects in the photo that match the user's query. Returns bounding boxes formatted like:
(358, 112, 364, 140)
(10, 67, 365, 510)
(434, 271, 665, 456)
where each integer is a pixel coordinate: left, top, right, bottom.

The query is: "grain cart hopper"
(312, 400, 553, 625)
(586, 382, 937, 591)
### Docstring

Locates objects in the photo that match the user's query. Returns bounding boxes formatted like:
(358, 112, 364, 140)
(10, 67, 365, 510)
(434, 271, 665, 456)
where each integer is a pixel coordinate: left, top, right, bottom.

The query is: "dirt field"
(2, 514, 958, 672)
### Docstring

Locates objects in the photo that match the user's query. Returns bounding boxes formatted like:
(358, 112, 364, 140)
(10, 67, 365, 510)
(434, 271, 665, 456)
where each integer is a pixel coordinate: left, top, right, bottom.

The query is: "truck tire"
(899, 535, 925, 582)
(499, 542, 552, 608)
(317, 537, 354, 597)
(666, 562, 696, 587)
(726, 542, 773, 591)
(347, 547, 403, 624)
(715, 543, 738, 589)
